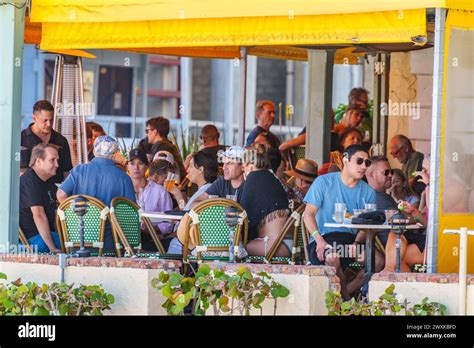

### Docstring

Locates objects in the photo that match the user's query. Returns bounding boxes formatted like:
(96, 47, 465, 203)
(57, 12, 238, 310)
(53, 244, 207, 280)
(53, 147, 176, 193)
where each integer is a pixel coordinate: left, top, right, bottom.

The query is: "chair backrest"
(56, 195, 108, 255)
(288, 145, 306, 170)
(182, 198, 248, 261)
(110, 197, 167, 257)
(265, 203, 306, 264)
(18, 227, 33, 253)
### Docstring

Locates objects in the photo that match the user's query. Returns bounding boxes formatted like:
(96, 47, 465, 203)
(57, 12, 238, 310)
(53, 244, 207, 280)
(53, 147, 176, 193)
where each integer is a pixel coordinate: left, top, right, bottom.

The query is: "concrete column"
(0, 4, 25, 246)
(305, 50, 334, 164)
(180, 58, 192, 143)
(427, 8, 447, 273)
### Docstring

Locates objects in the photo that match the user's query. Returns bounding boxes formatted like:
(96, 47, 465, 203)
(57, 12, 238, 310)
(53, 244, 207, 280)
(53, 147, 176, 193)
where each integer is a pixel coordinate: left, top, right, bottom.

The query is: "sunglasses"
(390, 146, 403, 156)
(383, 169, 394, 176)
(354, 157, 372, 167)
(145, 128, 154, 134)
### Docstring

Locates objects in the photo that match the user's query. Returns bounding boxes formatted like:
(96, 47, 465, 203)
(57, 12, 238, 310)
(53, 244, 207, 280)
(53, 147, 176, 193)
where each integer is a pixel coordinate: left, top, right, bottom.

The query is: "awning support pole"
(427, 8, 447, 273)
(237, 48, 248, 146)
(0, 3, 25, 248)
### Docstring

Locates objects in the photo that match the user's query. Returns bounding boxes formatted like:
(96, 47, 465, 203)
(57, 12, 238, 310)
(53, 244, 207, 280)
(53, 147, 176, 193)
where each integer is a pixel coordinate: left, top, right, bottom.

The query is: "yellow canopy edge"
(437, 9, 474, 274)
(31, 0, 474, 23)
(40, 10, 427, 50)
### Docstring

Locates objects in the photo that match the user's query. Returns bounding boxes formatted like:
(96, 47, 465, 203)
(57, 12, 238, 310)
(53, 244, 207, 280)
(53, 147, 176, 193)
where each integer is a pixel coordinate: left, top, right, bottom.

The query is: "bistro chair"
(110, 197, 171, 258)
(245, 204, 306, 265)
(182, 198, 248, 263)
(56, 195, 108, 256)
(288, 145, 306, 171)
(18, 226, 33, 253)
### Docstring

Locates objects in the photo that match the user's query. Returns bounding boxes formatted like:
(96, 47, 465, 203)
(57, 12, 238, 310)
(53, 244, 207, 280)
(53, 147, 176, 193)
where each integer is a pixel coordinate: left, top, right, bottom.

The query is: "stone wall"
(369, 272, 474, 315)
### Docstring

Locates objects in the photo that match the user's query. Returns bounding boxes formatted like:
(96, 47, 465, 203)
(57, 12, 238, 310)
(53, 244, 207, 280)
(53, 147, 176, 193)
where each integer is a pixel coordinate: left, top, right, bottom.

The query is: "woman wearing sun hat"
(284, 159, 318, 196)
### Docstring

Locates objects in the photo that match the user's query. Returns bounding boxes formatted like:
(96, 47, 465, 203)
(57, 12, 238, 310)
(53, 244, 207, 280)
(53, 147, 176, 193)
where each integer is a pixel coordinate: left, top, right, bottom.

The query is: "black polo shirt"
(21, 124, 73, 183)
(19, 168, 58, 240)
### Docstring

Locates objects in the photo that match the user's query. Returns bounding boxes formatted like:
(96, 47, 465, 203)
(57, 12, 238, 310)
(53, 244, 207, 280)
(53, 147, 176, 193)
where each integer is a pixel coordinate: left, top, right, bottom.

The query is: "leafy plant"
(0, 274, 114, 316)
(170, 123, 200, 161)
(152, 264, 289, 316)
(326, 284, 446, 316)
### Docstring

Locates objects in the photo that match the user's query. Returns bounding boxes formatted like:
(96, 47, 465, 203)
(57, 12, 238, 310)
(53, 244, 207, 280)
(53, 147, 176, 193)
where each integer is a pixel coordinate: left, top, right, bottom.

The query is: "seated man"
(303, 144, 376, 300)
(195, 146, 245, 203)
(57, 136, 136, 252)
(20, 144, 62, 253)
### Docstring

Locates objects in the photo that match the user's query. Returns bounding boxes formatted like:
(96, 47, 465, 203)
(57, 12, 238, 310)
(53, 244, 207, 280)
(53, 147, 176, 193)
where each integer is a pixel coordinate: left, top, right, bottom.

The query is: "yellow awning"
(39, 10, 427, 50)
(31, 0, 473, 23)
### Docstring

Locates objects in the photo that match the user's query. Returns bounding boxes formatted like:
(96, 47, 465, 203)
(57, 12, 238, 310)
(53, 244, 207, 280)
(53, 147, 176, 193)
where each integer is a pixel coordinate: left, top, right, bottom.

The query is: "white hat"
(153, 150, 175, 165)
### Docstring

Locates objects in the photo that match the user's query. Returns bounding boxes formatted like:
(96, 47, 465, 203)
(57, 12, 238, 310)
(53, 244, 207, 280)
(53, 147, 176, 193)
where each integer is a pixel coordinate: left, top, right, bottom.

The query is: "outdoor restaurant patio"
(0, 0, 473, 319)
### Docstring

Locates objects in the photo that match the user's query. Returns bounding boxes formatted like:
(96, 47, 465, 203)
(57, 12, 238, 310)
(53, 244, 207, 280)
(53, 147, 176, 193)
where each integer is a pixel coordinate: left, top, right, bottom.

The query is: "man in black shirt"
(21, 100, 73, 183)
(145, 116, 186, 179)
(245, 100, 281, 148)
(20, 144, 62, 253)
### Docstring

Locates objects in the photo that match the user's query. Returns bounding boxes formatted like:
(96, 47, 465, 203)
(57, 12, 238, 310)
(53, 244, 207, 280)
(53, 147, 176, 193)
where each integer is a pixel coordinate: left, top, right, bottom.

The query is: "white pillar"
(0, 4, 25, 246)
(180, 58, 193, 144)
(427, 8, 447, 273)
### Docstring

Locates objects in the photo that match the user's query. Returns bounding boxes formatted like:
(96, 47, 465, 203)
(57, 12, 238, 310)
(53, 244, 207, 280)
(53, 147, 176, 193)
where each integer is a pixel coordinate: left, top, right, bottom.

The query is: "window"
(97, 66, 133, 116)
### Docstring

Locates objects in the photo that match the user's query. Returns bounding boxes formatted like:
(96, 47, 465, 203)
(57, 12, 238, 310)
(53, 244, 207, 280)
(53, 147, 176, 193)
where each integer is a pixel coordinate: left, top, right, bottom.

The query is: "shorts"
(377, 230, 426, 253)
(308, 232, 356, 270)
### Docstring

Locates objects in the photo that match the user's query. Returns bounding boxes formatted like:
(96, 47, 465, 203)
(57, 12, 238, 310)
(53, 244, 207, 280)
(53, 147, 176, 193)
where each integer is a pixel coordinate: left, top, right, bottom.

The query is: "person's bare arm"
(56, 189, 68, 204)
(31, 206, 61, 253)
(279, 133, 306, 152)
(303, 203, 328, 262)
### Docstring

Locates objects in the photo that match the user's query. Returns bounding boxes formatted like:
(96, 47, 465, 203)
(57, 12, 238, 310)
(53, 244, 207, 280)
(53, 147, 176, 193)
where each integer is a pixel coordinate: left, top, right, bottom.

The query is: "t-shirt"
(21, 124, 73, 183)
(304, 172, 376, 235)
(375, 191, 398, 210)
(205, 176, 244, 201)
(402, 151, 424, 179)
(59, 157, 136, 250)
(245, 126, 281, 148)
(19, 168, 58, 239)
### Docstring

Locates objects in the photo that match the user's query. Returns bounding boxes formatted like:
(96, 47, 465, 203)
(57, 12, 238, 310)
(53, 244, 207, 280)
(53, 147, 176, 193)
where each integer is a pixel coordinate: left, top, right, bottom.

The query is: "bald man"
(388, 134, 424, 179)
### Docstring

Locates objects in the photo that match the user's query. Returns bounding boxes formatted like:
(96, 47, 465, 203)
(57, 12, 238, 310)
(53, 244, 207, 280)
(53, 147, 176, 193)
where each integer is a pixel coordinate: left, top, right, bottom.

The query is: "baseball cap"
(220, 146, 245, 163)
(153, 150, 175, 165)
(128, 148, 148, 165)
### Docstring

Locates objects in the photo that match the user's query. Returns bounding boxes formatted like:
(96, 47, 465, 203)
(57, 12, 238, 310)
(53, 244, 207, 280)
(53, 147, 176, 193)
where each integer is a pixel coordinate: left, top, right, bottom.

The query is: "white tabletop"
(324, 222, 423, 230)
(141, 212, 184, 222)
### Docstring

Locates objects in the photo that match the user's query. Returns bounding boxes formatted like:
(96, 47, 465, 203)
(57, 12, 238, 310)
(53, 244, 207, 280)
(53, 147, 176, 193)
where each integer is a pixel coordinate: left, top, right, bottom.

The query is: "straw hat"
(285, 159, 318, 182)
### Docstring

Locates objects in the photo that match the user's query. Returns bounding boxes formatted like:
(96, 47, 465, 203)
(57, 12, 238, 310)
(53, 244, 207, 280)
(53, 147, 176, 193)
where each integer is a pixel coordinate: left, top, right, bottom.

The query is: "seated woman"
(332, 108, 365, 137)
(127, 150, 174, 250)
(389, 169, 420, 209)
(166, 151, 218, 254)
(240, 145, 290, 257)
(319, 128, 363, 175)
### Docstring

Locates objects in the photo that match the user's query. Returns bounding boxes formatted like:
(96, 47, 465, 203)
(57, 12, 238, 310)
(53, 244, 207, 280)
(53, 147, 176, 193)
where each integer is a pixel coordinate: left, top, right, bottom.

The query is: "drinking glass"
(334, 203, 346, 223)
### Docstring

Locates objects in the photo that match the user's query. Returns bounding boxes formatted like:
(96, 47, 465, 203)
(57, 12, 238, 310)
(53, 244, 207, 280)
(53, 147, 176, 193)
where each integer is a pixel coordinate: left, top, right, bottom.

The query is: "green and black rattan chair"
(56, 195, 108, 256)
(110, 197, 170, 258)
(182, 198, 248, 263)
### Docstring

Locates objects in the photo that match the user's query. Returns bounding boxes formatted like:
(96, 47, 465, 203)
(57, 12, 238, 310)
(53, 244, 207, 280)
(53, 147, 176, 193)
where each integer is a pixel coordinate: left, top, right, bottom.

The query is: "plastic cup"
(334, 203, 346, 223)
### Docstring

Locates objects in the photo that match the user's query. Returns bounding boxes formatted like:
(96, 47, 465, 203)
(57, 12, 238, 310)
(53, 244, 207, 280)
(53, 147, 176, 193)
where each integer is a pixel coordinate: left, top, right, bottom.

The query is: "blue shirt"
(304, 172, 376, 235)
(59, 158, 135, 251)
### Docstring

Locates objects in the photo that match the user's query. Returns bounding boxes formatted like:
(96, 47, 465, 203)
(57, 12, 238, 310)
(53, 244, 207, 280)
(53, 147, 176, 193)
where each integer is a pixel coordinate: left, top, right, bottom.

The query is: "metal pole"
(0, 2, 25, 247)
(237, 48, 248, 146)
(458, 227, 467, 315)
(427, 8, 447, 273)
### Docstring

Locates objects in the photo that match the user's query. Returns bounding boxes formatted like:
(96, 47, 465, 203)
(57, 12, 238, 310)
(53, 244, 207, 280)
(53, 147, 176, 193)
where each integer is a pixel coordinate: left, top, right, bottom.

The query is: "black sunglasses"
(383, 169, 394, 176)
(354, 157, 371, 167)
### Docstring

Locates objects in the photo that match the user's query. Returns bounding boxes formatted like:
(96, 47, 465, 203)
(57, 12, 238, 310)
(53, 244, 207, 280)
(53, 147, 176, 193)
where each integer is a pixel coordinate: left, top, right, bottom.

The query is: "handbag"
(351, 211, 386, 225)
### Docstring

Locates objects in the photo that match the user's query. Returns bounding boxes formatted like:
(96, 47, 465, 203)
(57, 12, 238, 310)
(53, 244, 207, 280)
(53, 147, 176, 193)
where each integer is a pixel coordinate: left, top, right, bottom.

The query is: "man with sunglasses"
(303, 144, 376, 300)
(365, 156, 399, 261)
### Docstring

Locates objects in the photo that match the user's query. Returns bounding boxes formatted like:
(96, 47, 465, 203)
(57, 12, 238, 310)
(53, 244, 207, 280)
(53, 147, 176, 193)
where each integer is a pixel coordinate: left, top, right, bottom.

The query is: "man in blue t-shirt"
(57, 136, 135, 252)
(303, 144, 376, 300)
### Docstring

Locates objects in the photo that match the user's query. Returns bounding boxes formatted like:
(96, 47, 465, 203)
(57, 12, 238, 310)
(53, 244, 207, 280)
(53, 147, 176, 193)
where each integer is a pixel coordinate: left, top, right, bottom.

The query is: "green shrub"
(0, 273, 114, 316)
(152, 264, 289, 316)
(326, 284, 446, 316)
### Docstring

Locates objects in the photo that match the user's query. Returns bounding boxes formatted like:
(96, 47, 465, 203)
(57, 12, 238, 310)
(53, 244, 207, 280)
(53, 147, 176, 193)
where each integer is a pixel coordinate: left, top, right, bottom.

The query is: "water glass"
(334, 203, 346, 223)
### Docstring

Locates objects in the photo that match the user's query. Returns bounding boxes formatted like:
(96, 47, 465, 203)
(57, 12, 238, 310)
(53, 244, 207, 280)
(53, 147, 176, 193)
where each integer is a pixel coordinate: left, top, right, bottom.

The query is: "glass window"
(97, 66, 133, 116)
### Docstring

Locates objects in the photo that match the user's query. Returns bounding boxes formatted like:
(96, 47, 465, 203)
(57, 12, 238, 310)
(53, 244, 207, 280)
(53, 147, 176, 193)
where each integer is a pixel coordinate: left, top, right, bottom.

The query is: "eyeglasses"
(354, 157, 371, 167)
(145, 128, 154, 134)
(383, 169, 394, 176)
